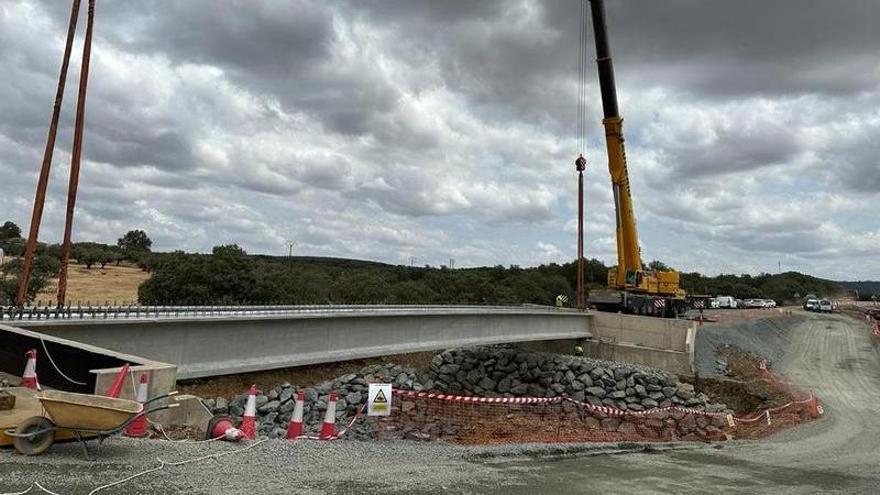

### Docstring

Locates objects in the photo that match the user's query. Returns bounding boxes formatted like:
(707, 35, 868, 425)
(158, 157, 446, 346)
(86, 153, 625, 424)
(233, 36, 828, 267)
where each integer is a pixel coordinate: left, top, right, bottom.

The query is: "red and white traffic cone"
(240, 384, 257, 440)
(105, 363, 130, 398)
(20, 349, 40, 390)
(809, 394, 823, 418)
(125, 373, 149, 437)
(207, 416, 243, 442)
(286, 390, 305, 440)
(318, 391, 338, 440)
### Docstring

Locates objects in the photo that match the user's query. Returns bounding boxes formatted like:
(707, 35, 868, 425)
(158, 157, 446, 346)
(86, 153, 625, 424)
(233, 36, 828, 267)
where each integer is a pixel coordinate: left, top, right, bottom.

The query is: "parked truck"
(714, 296, 738, 309)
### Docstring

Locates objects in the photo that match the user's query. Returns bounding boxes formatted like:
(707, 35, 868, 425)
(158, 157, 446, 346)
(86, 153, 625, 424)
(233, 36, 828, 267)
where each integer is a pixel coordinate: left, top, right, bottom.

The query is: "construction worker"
(555, 294, 568, 308)
(574, 344, 584, 357)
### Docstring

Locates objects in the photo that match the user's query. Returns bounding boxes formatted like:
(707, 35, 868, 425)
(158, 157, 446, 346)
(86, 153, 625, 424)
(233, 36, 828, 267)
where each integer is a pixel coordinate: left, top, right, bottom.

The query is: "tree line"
(138, 244, 610, 306)
(0, 220, 152, 304)
(2, 218, 848, 307)
(138, 244, 843, 306)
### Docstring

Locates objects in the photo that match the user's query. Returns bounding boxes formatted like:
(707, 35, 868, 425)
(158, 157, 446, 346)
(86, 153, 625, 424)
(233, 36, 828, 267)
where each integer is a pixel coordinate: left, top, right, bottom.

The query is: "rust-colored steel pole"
(577, 171, 585, 311)
(575, 155, 587, 311)
(58, 0, 96, 306)
(16, 0, 82, 307)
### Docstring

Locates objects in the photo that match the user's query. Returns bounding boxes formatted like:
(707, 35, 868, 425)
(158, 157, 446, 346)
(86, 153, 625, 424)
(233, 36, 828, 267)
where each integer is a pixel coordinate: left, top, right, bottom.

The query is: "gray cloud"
(1, 0, 879, 280)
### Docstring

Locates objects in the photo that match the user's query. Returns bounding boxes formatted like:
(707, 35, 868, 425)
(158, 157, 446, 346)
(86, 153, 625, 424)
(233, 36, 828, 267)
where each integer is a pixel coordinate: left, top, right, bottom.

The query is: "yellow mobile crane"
(583, 0, 687, 317)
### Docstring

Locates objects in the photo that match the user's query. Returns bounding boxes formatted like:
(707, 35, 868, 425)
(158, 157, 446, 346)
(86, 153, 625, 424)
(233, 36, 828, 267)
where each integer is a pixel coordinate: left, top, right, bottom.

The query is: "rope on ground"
(0, 485, 33, 495)
(0, 481, 62, 495)
(39, 335, 87, 386)
(5, 438, 268, 495)
(87, 439, 268, 495)
(33, 483, 62, 495)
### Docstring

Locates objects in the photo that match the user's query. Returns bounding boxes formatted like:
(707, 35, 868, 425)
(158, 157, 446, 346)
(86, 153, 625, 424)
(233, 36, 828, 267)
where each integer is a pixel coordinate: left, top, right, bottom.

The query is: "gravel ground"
(694, 313, 805, 377)
(0, 437, 697, 494)
(3, 312, 878, 494)
(492, 312, 880, 494)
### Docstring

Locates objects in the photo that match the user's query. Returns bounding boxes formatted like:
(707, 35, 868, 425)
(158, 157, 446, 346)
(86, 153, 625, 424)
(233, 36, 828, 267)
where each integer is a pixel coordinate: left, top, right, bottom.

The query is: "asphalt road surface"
(1, 312, 878, 494)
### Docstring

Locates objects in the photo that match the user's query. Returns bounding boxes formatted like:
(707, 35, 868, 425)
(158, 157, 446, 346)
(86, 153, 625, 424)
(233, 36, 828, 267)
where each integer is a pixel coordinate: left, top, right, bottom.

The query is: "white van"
(714, 296, 737, 309)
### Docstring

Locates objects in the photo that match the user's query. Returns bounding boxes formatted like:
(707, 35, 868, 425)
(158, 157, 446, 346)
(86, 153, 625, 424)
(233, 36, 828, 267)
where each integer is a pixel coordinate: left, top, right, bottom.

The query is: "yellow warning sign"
(368, 384, 392, 416)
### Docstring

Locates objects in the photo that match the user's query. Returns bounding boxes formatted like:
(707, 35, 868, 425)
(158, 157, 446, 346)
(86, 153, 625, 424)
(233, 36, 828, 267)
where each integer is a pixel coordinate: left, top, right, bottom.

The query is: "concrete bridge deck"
(12, 305, 595, 379)
(8, 305, 695, 379)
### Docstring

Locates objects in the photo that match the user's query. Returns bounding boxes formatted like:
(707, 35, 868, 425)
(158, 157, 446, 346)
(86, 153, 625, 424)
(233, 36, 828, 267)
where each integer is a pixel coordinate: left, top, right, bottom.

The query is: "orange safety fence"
(364, 363, 821, 445)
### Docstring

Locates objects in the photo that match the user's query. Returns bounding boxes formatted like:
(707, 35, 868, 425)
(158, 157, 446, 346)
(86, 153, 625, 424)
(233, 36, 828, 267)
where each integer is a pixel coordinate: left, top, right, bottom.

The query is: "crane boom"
(584, 0, 687, 317)
(587, 0, 641, 287)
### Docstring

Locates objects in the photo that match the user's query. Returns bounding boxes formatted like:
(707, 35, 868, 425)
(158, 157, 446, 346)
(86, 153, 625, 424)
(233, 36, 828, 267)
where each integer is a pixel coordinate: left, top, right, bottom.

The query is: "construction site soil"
(2, 311, 878, 493)
(178, 352, 435, 399)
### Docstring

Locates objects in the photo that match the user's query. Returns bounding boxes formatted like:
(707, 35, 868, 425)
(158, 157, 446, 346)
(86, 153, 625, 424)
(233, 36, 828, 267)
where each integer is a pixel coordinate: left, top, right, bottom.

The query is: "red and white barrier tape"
(394, 389, 720, 418)
(394, 390, 562, 405)
(393, 379, 821, 426)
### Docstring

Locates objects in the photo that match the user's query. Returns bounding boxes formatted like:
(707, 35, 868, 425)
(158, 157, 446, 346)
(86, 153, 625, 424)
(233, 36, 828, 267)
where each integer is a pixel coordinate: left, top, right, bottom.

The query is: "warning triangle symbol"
(374, 389, 388, 403)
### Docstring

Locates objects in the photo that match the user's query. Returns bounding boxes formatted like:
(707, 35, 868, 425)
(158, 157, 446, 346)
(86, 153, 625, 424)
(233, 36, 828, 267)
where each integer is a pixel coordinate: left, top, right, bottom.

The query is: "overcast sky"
(1, 0, 878, 280)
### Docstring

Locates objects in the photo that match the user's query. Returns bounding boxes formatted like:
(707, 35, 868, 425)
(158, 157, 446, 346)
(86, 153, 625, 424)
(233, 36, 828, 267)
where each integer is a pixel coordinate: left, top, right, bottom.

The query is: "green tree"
(0, 221, 22, 241)
(79, 249, 99, 269)
(117, 229, 152, 260)
(3, 238, 27, 257)
(0, 255, 61, 305)
(99, 250, 115, 269)
(647, 260, 672, 272)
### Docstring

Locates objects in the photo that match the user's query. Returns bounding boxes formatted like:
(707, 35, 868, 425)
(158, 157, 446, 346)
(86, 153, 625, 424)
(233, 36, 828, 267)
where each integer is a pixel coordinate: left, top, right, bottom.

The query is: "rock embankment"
(202, 345, 726, 440)
(424, 346, 722, 412)
(204, 363, 423, 440)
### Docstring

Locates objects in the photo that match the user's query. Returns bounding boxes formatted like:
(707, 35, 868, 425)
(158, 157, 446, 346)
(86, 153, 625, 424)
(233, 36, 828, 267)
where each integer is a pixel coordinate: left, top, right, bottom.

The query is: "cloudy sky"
(1, 0, 878, 280)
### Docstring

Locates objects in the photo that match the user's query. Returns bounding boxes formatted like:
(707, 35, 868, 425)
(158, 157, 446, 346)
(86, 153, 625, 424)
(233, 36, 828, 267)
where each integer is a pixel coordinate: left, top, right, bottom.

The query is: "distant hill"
(250, 255, 393, 269)
(837, 280, 880, 299)
(679, 271, 841, 303)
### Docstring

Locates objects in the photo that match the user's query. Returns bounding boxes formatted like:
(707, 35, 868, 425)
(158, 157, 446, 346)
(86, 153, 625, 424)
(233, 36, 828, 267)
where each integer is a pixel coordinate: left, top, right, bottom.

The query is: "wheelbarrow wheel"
(13, 416, 55, 456)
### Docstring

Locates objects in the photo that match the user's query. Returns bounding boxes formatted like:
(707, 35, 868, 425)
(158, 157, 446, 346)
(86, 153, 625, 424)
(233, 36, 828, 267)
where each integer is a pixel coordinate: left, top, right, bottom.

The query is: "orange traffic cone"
(125, 374, 149, 437)
(240, 385, 257, 440)
(207, 415, 243, 442)
(319, 391, 338, 440)
(809, 394, 823, 418)
(20, 349, 40, 390)
(286, 390, 305, 439)
(105, 363, 130, 398)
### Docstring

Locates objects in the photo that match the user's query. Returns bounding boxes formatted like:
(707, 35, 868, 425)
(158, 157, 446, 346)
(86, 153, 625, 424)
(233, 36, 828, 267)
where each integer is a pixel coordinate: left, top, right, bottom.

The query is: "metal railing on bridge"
(1, 303, 570, 322)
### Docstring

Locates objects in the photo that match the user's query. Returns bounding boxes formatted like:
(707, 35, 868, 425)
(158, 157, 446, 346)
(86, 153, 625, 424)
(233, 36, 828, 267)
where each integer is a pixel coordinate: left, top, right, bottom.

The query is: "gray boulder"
(585, 387, 606, 399)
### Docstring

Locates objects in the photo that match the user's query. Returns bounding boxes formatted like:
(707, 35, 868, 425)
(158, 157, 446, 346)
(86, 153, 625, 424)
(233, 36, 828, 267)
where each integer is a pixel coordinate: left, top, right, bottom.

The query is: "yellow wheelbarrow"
(4, 389, 179, 460)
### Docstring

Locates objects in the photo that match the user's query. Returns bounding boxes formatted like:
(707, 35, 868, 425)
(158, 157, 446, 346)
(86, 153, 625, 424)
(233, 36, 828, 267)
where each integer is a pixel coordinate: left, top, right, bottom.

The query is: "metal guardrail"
(1, 304, 570, 322)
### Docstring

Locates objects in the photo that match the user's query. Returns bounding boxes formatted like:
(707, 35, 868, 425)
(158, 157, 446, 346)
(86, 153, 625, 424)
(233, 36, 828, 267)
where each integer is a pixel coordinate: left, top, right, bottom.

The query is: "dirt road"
(1, 312, 878, 494)
(485, 312, 880, 494)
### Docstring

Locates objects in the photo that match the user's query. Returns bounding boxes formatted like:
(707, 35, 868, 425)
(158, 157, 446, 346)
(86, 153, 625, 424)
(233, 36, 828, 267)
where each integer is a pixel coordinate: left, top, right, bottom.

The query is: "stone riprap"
(204, 363, 423, 440)
(203, 346, 727, 441)
(424, 346, 723, 412)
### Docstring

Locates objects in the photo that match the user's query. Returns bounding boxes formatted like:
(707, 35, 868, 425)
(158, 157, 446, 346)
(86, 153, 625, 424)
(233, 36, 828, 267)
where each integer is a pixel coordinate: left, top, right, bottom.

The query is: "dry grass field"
(36, 263, 150, 305)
